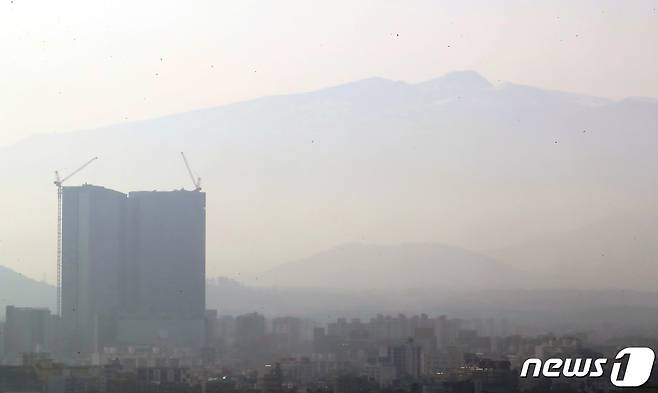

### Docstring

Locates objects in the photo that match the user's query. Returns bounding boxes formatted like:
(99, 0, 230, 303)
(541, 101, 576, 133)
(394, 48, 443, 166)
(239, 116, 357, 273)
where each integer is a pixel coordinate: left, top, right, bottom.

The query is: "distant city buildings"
(388, 339, 422, 378)
(2, 309, 656, 392)
(2, 306, 53, 364)
(236, 313, 267, 345)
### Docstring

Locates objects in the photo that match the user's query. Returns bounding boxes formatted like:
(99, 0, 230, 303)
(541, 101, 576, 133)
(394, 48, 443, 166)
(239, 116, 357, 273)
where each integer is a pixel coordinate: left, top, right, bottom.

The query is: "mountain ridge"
(6, 69, 654, 151)
(1, 70, 658, 287)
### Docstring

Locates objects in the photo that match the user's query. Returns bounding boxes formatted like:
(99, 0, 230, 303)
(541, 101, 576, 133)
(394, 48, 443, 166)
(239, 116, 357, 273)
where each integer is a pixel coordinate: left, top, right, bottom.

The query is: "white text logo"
(520, 347, 655, 388)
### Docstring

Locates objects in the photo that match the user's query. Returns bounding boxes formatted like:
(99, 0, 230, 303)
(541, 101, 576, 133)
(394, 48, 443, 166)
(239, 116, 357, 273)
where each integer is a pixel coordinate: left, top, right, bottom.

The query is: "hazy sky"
(1, 0, 657, 147)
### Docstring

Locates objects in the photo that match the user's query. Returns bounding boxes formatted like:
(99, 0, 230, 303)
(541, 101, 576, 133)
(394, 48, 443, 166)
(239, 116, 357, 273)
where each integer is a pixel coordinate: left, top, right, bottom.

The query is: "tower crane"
(54, 156, 98, 317)
(180, 152, 201, 191)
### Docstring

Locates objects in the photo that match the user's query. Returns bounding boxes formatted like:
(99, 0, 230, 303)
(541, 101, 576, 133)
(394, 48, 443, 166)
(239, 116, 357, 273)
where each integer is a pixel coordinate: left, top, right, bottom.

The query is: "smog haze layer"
(1, 0, 658, 292)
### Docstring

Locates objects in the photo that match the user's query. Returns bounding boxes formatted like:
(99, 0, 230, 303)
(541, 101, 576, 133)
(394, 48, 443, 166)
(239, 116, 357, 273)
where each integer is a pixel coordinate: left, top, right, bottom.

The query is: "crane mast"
(54, 156, 98, 317)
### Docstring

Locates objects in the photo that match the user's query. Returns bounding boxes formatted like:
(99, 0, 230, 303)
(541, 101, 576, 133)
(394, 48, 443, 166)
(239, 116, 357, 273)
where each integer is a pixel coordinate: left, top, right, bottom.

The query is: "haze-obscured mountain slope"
(0, 265, 56, 318)
(491, 214, 658, 289)
(249, 243, 526, 290)
(2, 70, 658, 289)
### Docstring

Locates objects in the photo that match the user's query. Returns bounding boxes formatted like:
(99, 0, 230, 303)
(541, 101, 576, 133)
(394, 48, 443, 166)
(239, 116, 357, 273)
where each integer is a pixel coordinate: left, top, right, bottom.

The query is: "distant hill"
(248, 243, 526, 290)
(2, 70, 658, 287)
(0, 265, 55, 318)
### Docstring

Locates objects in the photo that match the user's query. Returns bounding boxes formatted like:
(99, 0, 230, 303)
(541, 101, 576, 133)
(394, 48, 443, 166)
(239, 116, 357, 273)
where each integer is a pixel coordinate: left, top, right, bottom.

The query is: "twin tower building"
(61, 184, 206, 357)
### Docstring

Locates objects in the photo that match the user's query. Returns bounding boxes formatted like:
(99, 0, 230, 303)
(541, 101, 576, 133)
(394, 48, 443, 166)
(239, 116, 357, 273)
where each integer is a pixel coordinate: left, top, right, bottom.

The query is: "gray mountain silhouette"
(1, 70, 657, 289)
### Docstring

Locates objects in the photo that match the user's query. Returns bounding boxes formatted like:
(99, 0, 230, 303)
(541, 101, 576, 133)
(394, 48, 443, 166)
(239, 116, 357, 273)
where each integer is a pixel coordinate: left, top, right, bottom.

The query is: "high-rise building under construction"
(61, 184, 206, 355)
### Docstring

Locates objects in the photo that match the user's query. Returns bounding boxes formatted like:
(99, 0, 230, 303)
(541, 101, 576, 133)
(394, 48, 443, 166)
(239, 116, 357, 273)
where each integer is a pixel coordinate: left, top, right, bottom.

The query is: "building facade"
(61, 185, 206, 356)
(62, 185, 127, 355)
(125, 190, 206, 320)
